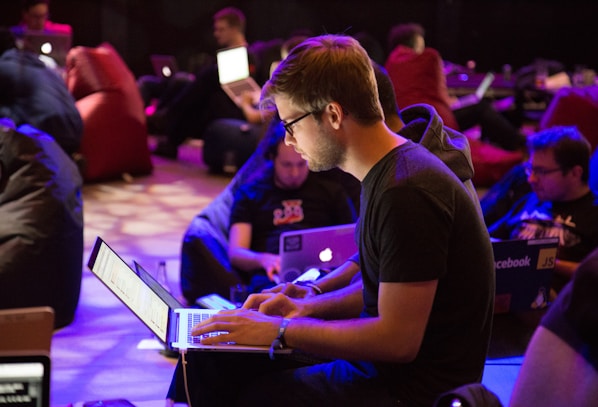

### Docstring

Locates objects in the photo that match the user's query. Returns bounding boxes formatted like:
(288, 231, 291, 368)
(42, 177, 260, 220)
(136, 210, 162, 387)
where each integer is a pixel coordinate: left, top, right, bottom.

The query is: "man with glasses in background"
(488, 126, 598, 291)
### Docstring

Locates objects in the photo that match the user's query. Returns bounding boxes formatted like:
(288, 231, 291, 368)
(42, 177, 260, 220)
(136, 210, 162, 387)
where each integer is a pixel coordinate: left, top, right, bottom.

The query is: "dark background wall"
(1, 0, 596, 77)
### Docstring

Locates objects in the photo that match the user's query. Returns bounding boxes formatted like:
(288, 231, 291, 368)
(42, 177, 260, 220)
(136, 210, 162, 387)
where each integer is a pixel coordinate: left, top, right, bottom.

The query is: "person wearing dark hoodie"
(0, 29, 82, 156)
(166, 35, 493, 407)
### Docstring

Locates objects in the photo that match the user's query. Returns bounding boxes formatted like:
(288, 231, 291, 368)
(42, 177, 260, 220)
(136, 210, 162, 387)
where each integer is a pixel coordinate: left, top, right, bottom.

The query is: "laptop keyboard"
(187, 311, 226, 344)
(228, 81, 257, 96)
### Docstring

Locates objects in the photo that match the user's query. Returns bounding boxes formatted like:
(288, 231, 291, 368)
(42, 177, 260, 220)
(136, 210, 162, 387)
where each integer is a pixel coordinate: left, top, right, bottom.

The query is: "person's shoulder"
(234, 173, 273, 196)
(44, 21, 72, 36)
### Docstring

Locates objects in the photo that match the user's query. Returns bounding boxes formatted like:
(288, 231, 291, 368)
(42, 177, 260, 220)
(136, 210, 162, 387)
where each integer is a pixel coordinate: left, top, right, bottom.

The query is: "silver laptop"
(492, 237, 559, 314)
(216, 45, 261, 107)
(19, 30, 72, 67)
(150, 54, 178, 78)
(452, 71, 495, 110)
(0, 352, 51, 407)
(279, 224, 358, 283)
(87, 236, 288, 354)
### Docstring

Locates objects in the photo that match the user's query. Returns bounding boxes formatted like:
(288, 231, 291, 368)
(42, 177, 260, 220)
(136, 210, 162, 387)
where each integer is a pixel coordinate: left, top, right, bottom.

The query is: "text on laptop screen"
(0, 356, 49, 407)
(216, 46, 250, 84)
(89, 241, 170, 343)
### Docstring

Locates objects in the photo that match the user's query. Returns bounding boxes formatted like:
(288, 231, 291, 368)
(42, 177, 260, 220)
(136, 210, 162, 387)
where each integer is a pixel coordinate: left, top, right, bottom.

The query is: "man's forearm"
(302, 281, 363, 320)
(315, 260, 360, 294)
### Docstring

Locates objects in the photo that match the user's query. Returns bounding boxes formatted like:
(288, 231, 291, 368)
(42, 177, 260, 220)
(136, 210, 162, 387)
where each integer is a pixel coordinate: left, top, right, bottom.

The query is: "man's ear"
(324, 102, 345, 130)
(571, 164, 585, 181)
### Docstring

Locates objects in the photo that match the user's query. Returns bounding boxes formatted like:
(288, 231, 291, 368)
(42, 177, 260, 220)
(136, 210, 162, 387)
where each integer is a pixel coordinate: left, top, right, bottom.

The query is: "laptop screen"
(0, 354, 50, 407)
(279, 224, 357, 283)
(493, 237, 558, 313)
(19, 30, 72, 67)
(216, 46, 250, 84)
(87, 238, 171, 343)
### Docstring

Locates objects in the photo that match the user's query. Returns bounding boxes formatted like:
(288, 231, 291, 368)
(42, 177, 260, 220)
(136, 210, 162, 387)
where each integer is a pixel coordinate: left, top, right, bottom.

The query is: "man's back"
(359, 141, 494, 406)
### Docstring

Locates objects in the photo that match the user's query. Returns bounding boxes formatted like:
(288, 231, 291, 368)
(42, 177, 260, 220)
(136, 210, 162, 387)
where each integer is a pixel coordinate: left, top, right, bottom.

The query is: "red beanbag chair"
(540, 86, 598, 151)
(66, 42, 153, 182)
(468, 138, 524, 188)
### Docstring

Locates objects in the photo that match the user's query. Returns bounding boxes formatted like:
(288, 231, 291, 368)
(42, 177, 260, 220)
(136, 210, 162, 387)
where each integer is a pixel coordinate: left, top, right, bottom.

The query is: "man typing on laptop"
(488, 126, 598, 292)
(167, 35, 494, 407)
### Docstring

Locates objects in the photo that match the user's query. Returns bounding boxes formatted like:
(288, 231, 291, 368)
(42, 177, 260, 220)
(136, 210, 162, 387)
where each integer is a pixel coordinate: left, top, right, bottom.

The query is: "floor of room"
(48, 138, 531, 406)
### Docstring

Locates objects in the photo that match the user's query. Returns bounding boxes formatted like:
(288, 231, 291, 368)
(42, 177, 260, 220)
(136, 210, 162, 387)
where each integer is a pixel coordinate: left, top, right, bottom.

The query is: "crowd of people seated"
(166, 21, 597, 407)
(2, 2, 597, 404)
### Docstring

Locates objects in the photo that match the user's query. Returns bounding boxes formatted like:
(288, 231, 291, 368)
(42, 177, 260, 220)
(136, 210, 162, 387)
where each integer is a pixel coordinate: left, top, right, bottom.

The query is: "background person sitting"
(12, 0, 72, 35)
(150, 7, 282, 159)
(384, 22, 526, 152)
(0, 29, 82, 156)
(227, 117, 357, 293)
(488, 126, 598, 291)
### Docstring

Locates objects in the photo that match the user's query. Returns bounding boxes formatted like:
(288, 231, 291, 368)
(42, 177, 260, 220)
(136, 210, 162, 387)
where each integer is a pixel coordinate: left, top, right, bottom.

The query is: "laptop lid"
(87, 237, 289, 354)
(474, 71, 495, 100)
(492, 237, 558, 314)
(150, 54, 178, 78)
(216, 46, 261, 106)
(0, 307, 54, 353)
(453, 71, 495, 110)
(0, 352, 51, 407)
(279, 224, 358, 283)
(18, 30, 72, 66)
(87, 237, 176, 347)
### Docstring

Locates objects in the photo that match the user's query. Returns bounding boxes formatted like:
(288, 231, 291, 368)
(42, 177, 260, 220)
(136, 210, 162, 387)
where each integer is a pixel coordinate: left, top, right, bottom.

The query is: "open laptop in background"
(16, 30, 72, 67)
(0, 306, 54, 353)
(216, 45, 261, 107)
(492, 237, 559, 314)
(87, 236, 289, 354)
(0, 352, 51, 407)
(150, 54, 178, 78)
(452, 71, 495, 110)
(0, 307, 54, 407)
(279, 224, 358, 283)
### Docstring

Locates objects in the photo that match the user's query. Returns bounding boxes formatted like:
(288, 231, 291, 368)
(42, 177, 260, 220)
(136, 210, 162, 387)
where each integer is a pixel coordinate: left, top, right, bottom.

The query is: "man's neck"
(563, 184, 592, 202)
(341, 121, 406, 181)
(228, 35, 247, 48)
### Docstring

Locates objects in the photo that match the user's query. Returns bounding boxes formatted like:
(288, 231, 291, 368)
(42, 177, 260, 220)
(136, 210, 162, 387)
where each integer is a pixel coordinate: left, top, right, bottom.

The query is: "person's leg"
(137, 75, 167, 107)
(237, 359, 397, 407)
(454, 99, 526, 151)
(168, 352, 396, 407)
(168, 351, 311, 406)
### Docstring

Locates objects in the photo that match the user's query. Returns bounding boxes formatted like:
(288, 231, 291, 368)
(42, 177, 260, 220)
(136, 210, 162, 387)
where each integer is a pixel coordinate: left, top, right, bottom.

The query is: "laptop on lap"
(279, 224, 358, 283)
(452, 71, 495, 110)
(216, 45, 261, 107)
(492, 237, 559, 314)
(87, 237, 289, 354)
(150, 54, 178, 78)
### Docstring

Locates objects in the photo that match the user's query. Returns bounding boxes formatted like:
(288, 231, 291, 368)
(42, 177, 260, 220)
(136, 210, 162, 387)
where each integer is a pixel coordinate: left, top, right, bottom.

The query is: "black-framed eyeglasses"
(282, 112, 313, 137)
(524, 162, 563, 177)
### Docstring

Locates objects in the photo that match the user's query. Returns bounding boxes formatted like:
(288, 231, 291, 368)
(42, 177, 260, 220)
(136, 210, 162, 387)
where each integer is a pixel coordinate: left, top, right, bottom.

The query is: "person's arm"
(510, 326, 598, 407)
(554, 259, 580, 281)
(228, 222, 280, 281)
(246, 277, 364, 319)
(238, 91, 263, 124)
(195, 279, 438, 362)
(263, 256, 361, 298)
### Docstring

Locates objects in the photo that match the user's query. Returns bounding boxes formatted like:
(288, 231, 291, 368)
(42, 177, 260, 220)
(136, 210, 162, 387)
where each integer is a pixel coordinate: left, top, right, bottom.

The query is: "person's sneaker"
(153, 140, 178, 159)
